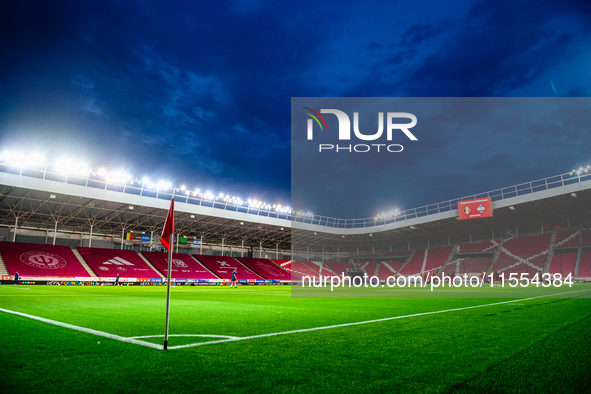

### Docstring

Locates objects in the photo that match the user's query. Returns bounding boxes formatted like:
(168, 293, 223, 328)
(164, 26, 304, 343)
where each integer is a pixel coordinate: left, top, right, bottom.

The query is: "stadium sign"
(458, 197, 493, 220)
(304, 108, 417, 153)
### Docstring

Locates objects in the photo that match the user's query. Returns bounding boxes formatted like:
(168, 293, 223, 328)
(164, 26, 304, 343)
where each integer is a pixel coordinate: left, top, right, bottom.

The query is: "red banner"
(2, 275, 11, 280)
(458, 197, 493, 220)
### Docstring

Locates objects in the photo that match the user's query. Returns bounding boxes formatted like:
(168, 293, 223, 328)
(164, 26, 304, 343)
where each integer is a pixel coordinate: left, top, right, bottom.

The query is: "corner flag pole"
(164, 233, 173, 350)
(161, 198, 174, 350)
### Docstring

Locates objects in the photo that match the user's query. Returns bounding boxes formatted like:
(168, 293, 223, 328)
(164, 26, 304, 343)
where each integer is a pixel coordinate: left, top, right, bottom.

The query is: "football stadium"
(3, 2, 591, 393)
(0, 159, 590, 393)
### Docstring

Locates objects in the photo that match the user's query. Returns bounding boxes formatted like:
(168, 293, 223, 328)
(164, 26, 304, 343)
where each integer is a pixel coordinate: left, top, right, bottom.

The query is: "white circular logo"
(99, 266, 110, 271)
(116, 267, 127, 272)
(172, 259, 188, 268)
(256, 261, 282, 277)
(20, 251, 67, 270)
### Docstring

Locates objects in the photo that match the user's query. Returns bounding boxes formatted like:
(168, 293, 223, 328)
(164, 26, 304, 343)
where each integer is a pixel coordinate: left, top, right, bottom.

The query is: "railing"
(1, 163, 590, 229)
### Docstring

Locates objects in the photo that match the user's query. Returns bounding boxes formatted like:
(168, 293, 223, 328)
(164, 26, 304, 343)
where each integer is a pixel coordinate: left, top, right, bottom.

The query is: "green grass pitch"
(1, 284, 590, 393)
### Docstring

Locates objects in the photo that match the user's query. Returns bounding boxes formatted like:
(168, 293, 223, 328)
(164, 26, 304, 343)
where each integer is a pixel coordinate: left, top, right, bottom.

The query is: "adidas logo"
(103, 257, 134, 266)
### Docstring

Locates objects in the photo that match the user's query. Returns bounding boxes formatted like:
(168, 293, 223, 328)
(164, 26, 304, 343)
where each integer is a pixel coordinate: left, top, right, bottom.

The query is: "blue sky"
(0, 0, 590, 218)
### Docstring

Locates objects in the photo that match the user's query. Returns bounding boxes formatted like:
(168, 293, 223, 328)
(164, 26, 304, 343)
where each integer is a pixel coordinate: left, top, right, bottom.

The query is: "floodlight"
(180, 185, 186, 190)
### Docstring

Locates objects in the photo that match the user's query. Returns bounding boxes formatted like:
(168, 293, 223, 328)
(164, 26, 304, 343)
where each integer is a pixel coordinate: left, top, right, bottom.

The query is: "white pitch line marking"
(0, 287, 31, 289)
(129, 334, 240, 340)
(0, 307, 162, 350)
(1, 288, 588, 351)
(168, 288, 591, 350)
(0, 295, 112, 297)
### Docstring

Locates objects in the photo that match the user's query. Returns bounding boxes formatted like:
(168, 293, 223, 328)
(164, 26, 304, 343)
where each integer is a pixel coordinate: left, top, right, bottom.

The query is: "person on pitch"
(14, 271, 19, 285)
(231, 269, 238, 288)
(116, 273, 120, 286)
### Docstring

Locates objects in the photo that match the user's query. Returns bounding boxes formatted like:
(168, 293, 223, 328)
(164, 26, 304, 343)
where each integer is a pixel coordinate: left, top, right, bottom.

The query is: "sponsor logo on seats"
(172, 259, 188, 268)
(99, 266, 110, 271)
(255, 261, 282, 276)
(20, 251, 67, 269)
(102, 256, 134, 266)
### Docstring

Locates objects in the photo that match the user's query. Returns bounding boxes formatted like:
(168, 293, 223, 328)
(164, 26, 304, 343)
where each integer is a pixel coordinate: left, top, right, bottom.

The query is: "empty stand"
(382, 251, 412, 257)
(582, 229, 591, 246)
(237, 257, 294, 280)
(77, 247, 159, 278)
(272, 259, 291, 271)
(376, 262, 399, 280)
(578, 252, 591, 277)
(306, 261, 335, 276)
(399, 250, 425, 276)
(442, 257, 491, 276)
(290, 261, 321, 279)
(548, 253, 577, 277)
(456, 240, 498, 253)
(0, 242, 91, 278)
(354, 261, 378, 277)
(554, 229, 580, 248)
(325, 261, 351, 276)
(142, 251, 218, 279)
(423, 246, 454, 273)
(194, 255, 262, 280)
(493, 234, 551, 275)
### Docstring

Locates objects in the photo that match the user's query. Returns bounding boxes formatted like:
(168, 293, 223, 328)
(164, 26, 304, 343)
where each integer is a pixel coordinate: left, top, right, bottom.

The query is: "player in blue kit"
(231, 269, 237, 288)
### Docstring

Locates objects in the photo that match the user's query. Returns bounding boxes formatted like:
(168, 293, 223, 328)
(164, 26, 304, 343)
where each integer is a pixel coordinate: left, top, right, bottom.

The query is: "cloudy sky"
(0, 0, 590, 218)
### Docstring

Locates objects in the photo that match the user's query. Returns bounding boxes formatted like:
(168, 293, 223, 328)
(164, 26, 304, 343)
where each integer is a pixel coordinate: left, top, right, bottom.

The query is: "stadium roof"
(0, 166, 590, 254)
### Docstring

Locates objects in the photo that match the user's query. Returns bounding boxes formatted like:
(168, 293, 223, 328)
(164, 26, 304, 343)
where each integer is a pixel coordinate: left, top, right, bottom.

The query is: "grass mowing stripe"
(449, 312, 591, 394)
(0, 307, 162, 350)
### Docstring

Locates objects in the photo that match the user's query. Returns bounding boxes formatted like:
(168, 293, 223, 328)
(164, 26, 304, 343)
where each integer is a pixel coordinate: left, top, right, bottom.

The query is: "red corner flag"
(160, 198, 175, 251)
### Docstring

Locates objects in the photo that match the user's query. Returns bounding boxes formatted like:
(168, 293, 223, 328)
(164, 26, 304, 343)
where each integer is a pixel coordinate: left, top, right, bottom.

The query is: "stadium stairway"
(574, 227, 585, 277)
(436, 245, 459, 276)
(0, 252, 8, 276)
(138, 253, 165, 278)
(380, 261, 398, 276)
(72, 248, 98, 277)
(487, 237, 505, 274)
(395, 250, 416, 275)
(542, 232, 558, 274)
(574, 247, 582, 277)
